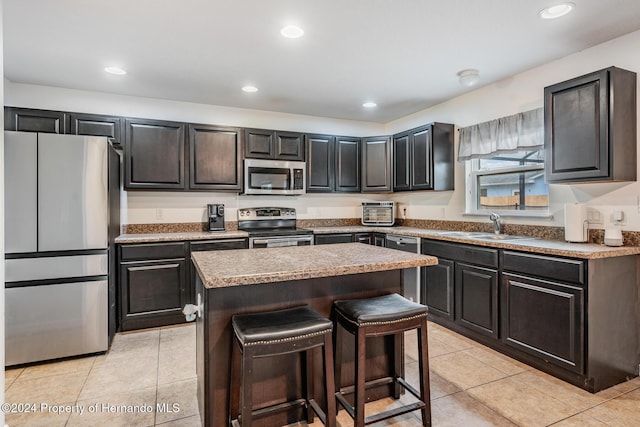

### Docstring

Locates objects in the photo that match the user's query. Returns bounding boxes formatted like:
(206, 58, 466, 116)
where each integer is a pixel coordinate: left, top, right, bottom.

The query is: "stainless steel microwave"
(243, 159, 306, 195)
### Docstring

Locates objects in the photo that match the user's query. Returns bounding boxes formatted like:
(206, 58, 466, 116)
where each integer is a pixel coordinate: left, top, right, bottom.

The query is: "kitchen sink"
(435, 231, 487, 237)
(471, 234, 536, 241)
(434, 231, 536, 241)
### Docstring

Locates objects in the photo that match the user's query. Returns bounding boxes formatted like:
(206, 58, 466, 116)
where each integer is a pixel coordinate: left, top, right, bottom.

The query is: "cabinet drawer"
(502, 251, 585, 285)
(315, 233, 353, 245)
(190, 239, 248, 252)
(120, 242, 186, 261)
(422, 240, 498, 268)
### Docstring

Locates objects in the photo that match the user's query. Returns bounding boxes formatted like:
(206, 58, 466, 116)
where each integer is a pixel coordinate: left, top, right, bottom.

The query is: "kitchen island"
(191, 243, 438, 427)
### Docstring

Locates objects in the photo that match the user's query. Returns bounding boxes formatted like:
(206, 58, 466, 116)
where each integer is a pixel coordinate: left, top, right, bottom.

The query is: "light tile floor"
(5, 321, 640, 426)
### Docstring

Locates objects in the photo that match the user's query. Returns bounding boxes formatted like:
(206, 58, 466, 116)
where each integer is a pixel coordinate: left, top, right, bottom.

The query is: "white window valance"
(457, 108, 544, 161)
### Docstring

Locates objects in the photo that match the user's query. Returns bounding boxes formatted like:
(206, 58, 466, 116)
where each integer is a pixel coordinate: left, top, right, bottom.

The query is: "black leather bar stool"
(333, 293, 431, 427)
(229, 305, 336, 427)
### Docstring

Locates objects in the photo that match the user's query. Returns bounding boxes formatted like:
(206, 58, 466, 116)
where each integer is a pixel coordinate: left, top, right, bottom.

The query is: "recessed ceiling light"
(242, 85, 259, 93)
(104, 66, 127, 75)
(280, 25, 304, 38)
(539, 2, 575, 19)
(362, 102, 377, 108)
(457, 69, 480, 87)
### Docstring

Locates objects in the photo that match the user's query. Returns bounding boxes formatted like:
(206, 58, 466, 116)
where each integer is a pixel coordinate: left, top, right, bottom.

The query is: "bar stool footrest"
(335, 375, 426, 423)
(338, 376, 395, 396)
(252, 398, 306, 420)
(366, 401, 426, 425)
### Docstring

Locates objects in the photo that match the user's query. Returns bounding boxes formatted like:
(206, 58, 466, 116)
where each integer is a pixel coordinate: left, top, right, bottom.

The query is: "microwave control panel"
(292, 169, 304, 190)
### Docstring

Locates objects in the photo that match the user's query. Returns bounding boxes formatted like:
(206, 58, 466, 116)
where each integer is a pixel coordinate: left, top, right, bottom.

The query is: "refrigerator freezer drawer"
(5, 254, 108, 283)
(6, 279, 108, 366)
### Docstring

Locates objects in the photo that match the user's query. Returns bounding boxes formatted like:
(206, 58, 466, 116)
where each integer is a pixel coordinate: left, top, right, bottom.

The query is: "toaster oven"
(362, 201, 395, 226)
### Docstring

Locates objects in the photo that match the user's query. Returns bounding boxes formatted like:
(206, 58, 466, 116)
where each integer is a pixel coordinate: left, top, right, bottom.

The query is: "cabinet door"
(120, 258, 187, 331)
(432, 123, 455, 191)
(545, 69, 610, 182)
(5, 107, 65, 134)
(455, 263, 498, 339)
(393, 133, 410, 191)
(411, 126, 433, 190)
(422, 258, 454, 320)
(502, 273, 584, 374)
(335, 136, 360, 192)
(361, 136, 392, 192)
(188, 124, 242, 191)
(245, 128, 274, 159)
(68, 113, 124, 145)
(275, 131, 304, 161)
(306, 134, 334, 192)
(315, 233, 353, 245)
(125, 118, 186, 190)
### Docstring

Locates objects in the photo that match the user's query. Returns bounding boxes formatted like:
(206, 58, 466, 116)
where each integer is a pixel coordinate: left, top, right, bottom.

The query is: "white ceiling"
(4, 0, 640, 123)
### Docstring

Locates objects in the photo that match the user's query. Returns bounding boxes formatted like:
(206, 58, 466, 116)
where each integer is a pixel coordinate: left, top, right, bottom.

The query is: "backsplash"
(123, 222, 237, 234)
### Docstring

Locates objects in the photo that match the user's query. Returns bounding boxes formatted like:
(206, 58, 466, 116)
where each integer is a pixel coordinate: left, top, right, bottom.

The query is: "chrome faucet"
(489, 212, 501, 235)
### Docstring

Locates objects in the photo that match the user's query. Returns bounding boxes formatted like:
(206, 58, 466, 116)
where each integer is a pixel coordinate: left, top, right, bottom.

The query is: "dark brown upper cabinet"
(67, 113, 125, 145)
(124, 118, 186, 190)
(188, 124, 242, 191)
(306, 134, 360, 193)
(544, 66, 637, 183)
(5, 107, 66, 134)
(393, 123, 454, 192)
(335, 136, 361, 192)
(361, 136, 392, 192)
(244, 128, 304, 161)
(306, 134, 334, 192)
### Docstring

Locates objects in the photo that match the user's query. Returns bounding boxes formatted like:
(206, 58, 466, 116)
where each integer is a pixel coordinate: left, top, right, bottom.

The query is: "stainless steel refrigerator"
(4, 131, 120, 366)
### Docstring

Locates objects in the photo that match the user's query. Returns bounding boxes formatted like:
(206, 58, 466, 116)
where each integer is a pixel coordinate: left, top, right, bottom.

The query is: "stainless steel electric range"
(238, 207, 314, 248)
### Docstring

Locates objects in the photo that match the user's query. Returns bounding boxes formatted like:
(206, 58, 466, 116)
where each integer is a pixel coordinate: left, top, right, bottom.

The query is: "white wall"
(385, 29, 640, 232)
(5, 29, 640, 232)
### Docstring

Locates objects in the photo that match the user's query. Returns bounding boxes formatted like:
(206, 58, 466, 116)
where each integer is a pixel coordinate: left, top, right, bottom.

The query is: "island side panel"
(199, 269, 403, 427)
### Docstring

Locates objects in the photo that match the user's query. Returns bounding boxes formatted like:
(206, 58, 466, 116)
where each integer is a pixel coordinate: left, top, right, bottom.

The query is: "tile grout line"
(65, 355, 100, 427)
(153, 328, 162, 426)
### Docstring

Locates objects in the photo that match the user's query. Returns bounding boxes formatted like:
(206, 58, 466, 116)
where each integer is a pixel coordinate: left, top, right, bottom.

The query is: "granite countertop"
(308, 226, 640, 259)
(115, 230, 249, 243)
(116, 225, 640, 259)
(191, 242, 438, 288)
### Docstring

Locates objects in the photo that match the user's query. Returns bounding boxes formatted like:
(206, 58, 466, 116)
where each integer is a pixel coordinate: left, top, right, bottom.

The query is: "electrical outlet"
(586, 208, 603, 225)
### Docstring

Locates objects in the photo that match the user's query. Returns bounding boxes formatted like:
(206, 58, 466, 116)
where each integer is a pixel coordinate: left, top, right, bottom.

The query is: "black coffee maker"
(207, 204, 225, 231)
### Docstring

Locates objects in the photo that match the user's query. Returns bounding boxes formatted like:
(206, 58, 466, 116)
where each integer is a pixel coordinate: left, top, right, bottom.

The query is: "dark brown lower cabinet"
(455, 263, 498, 339)
(502, 273, 584, 374)
(422, 258, 454, 320)
(422, 238, 639, 392)
(119, 242, 188, 330)
(118, 239, 249, 331)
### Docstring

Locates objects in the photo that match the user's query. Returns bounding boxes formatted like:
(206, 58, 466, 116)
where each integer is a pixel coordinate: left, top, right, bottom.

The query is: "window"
(467, 150, 549, 214)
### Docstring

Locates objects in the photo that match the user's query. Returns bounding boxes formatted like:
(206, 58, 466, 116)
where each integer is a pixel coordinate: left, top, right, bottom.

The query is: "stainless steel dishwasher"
(385, 234, 421, 303)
